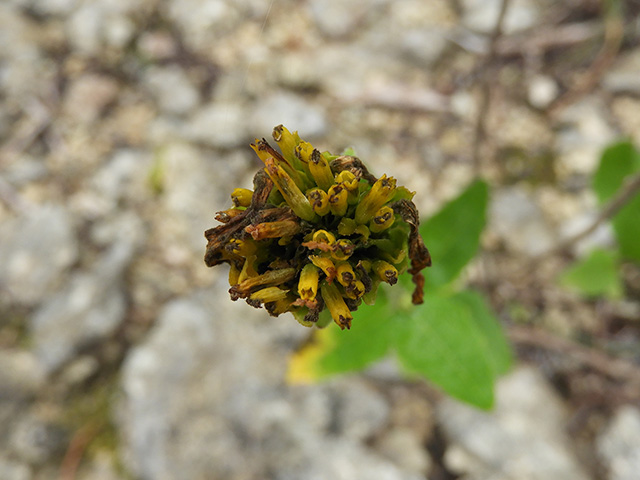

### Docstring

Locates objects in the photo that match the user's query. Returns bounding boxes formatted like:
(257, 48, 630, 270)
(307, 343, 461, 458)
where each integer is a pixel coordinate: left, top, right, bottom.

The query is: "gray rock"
(331, 379, 390, 440)
(555, 99, 616, 177)
(461, 0, 543, 34)
(144, 66, 200, 116)
(375, 428, 432, 475)
(9, 415, 67, 465)
(182, 103, 249, 148)
(118, 287, 420, 480)
(597, 406, 640, 480)
(437, 367, 590, 480)
(490, 187, 556, 256)
(0, 350, 45, 402)
(0, 205, 78, 306)
(603, 50, 640, 94)
(308, 0, 369, 39)
(399, 28, 449, 67)
(63, 74, 120, 123)
(0, 457, 31, 480)
(30, 238, 137, 373)
(251, 92, 328, 140)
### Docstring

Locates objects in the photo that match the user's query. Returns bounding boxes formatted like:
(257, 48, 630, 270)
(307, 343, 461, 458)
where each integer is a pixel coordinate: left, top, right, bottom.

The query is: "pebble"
(0, 458, 31, 480)
(144, 66, 200, 116)
(30, 239, 137, 373)
(0, 205, 78, 306)
(251, 92, 328, 140)
(438, 367, 590, 480)
(461, 0, 542, 34)
(182, 103, 249, 148)
(0, 350, 45, 401)
(603, 49, 640, 94)
(63, 74, 120, 123)
(597, 406, 640, 480)
(490, 187, 556, 256)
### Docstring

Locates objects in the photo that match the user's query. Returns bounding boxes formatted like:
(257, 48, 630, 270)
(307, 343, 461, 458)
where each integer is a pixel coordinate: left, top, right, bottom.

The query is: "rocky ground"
(1, 0, 639, 479)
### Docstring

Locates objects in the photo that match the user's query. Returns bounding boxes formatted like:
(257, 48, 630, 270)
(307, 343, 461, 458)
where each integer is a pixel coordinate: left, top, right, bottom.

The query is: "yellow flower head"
(204, 125, 431, 330)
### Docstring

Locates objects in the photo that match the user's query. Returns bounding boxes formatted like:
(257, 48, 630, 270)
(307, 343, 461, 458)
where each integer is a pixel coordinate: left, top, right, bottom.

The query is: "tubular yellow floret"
(298, 263, 320, 300)
(312, 229, 336, 246)
(250, 286, 290, 304)
(264, 157, 317, 222)
(231, 188, 253, 208)
(245, 221, 301, 240)
(332, 238, 355, 261)
(345, 280, 365, 300)
(308, 149, 335, 192)
(228, 238, 258, 257)
(354, 175, 397, 225)
(320, 281, 353, 330)
(294, 140, 314, 163)
(272, 125, 301, 164)
(369, 206, 395, 233)
(336, 261, 356, 287)
(309, 255, 337, 283)
(307, 188, 331, 216)
(372, 260, 398, 285)
(327, 184, 348, 216)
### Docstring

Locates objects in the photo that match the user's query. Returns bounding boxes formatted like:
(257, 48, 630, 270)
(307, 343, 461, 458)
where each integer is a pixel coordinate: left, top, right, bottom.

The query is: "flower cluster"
(204, 126, 430, 329)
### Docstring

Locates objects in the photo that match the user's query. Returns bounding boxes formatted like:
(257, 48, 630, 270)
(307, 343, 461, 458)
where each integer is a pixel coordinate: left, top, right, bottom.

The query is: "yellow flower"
(204, 125, 431, 330)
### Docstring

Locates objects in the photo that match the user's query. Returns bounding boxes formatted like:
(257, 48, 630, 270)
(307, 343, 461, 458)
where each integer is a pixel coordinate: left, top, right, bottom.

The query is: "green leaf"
(455, 290, 513, 376)
(393, 294, 496, 409)
(420, 180, 489, 290)
(593, 142, 640, 262)
(287, 294, 394, 382)
(559, 248, 623, 299)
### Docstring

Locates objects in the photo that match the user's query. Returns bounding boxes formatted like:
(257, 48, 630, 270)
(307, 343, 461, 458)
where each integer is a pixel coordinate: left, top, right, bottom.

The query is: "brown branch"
(549, 5, 624, 113)
(541, 170, 640, 258)
(59, 421, 103, 480)
(472, 0, 512, 173)
(509, 325, 640, 387)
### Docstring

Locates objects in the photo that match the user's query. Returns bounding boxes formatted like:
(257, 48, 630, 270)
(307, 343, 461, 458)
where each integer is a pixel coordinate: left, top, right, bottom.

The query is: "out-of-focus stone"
(461, 0, 542, 34)
(30, 237, 138, 373)
(251, 92, 328, 140)
(308, 0, 369, 39)
(331, 380, 389, 440)
(438, 367, 590, 480)
(144, 66, 200, 116)
(490, 187, 556, 256)
(375, 428, 432, 475)
(64, 74, 119, 123)
(0, 350, 45, 401)
(0, 457, 31, 480)
(556, 99, 616, 177)
(0, 205, 77, 306)
(597, 406, 640, 480)
(182, 103, 249, 148)
(603, 50, 640, 94)
(118, 287, 420, 480)
(528, 74, 560, 109)
(10, 415, 67, 466)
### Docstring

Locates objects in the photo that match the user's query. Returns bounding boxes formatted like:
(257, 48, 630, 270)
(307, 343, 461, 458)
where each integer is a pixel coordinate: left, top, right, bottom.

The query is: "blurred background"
(1, 0, 639, 479)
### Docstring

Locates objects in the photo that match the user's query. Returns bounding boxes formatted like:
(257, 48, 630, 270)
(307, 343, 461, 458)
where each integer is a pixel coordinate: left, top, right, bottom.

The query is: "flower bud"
(231, 188, 253, 208)
(369, 206, 395, 233)
(320, 281, 353, 330)
(327, 184, 348, 217)
(308, 149, 335, 192)
(245, 221, 301, 240)
(307, 188, 331, 216)
(372, 260, 398, 285)
(298, 263, 320, 300)
(355, 175, 396, 225)
(264, 157, 317, 222)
